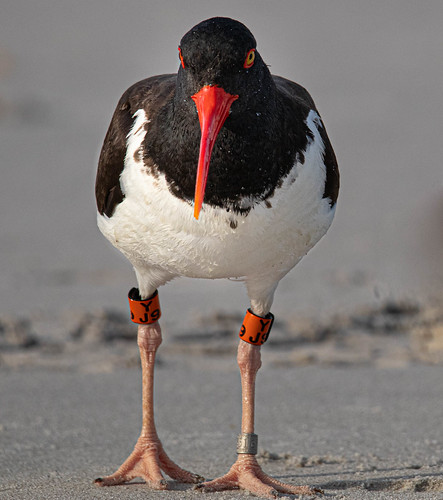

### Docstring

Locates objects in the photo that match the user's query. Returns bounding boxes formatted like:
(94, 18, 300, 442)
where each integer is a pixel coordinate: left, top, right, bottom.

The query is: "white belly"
(97, 109, 336, 287)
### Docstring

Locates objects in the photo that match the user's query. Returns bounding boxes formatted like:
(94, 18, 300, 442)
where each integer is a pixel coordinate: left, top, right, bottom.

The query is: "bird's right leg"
(95, 291, 203, 489)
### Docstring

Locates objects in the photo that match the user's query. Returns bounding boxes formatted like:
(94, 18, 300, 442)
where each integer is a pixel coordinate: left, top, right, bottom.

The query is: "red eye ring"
(178, 46, 185, 69)
(243, 48, 256, 69)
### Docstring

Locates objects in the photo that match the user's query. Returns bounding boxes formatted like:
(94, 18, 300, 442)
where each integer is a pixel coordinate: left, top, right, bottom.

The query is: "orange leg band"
(128, 288, 161, 324)
(239, 309, 274, 346)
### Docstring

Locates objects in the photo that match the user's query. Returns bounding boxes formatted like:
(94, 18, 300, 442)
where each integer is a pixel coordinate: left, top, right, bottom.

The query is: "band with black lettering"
(239, 308, 274, 346)
(128, 288, 161, 324)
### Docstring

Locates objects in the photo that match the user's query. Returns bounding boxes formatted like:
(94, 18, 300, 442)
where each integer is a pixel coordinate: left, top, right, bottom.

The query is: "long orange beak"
(191, 85, 238, 220)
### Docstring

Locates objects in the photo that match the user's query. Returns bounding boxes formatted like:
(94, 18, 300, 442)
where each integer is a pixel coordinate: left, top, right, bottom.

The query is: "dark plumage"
(96, 18, 338, 217)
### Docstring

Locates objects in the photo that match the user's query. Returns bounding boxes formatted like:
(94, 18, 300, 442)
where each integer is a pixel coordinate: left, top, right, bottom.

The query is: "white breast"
(97, 108, 336, 292)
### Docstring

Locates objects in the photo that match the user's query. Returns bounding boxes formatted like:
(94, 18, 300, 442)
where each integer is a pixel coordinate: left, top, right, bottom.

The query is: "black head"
(177, 17, 273, 106)
(179, 17, 256, 86)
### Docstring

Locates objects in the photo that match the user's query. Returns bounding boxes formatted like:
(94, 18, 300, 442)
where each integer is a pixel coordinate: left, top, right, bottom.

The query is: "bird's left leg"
(197, 304, 322, 499)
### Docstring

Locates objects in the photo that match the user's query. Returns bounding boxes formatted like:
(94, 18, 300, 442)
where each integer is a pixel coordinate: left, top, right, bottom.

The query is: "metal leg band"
(237, 433, 258, 454)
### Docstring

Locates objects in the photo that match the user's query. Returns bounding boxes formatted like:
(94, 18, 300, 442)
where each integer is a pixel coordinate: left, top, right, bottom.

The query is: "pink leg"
(197, 340, 322, 498)
(95, 323, 203, 489)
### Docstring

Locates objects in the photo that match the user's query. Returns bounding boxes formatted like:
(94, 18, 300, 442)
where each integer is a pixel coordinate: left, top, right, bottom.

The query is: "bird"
(94, 16, 338, 499)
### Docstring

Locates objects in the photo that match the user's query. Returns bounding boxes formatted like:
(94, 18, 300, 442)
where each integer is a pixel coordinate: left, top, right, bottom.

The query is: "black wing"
(95, 74, 176, 217)
(273, 76, 339, 206)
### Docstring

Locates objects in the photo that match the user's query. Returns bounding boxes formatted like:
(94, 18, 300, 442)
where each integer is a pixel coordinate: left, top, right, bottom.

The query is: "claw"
(197, 454, 320, 498)
(95, 436, 202, 489)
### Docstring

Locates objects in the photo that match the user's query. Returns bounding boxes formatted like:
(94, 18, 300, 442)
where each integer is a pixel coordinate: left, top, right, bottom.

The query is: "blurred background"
(1, 0, 442, 325)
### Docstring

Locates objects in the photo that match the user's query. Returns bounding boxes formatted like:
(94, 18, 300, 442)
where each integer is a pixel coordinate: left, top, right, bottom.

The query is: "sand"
(1, 0, 443, 498)
(1, 360, 443, 499)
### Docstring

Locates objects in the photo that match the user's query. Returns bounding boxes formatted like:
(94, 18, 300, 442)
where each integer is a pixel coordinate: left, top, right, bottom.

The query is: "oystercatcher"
(94, 17, 338, 498)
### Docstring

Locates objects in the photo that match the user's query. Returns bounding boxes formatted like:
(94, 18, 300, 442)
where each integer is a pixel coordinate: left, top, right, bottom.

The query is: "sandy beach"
(1, 1, 443, 498)
(1, 361, 443, 499)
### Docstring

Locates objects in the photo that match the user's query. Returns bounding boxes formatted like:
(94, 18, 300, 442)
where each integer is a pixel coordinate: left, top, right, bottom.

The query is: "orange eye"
(178, 46, 185, 69)
(243, 48, 255, 69)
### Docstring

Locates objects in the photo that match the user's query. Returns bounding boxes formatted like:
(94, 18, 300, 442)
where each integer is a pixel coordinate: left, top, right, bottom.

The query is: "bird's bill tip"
(193, 201, 202, 220)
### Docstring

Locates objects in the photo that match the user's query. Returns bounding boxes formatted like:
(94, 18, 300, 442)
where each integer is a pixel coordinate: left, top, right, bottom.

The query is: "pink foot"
(195, 455, 322, 499)
(95, 435, 204, 489)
